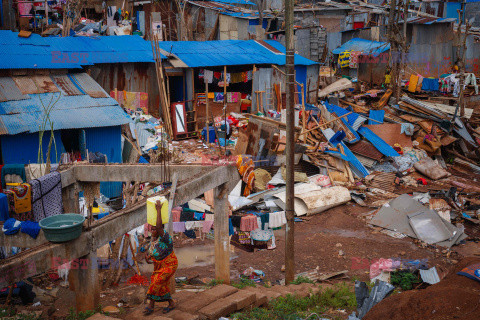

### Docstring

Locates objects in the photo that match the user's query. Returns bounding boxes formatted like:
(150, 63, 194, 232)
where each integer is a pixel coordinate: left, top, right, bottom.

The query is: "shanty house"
(156, 39, 318, 129)
(0, 31, 132, 198)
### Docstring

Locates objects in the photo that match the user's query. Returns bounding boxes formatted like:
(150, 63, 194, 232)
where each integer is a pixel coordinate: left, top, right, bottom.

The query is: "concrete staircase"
(87, 283, 326, 320)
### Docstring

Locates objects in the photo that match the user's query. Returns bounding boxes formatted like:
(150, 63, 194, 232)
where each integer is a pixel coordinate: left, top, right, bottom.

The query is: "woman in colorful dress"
(143, 200, 178, 315)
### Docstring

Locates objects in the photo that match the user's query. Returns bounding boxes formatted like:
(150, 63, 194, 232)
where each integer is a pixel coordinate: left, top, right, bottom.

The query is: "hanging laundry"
(338, 51, 351, 68)
(408, 74, 419, 92)
(250, 228, 274, 242)
(204, 70, 214, 83)
(415, 76, 424, 92)
(1, 164, 26, 189)
(236, 155, 255, 197)
(31, 172, 62, 222)
(172, 222, 186, 233)
(465, 73, 478, 95)
(5, 183, 32, 221)
(214, 72, 222, 80)
(421, 78, 439, 92)
(240, 215, 258, 232)
(349, 51, 361, 68)
(269, 211, 287, 228)
(198, 69, 204, 79)
(172, 207, 182, 222)
(193, 221, 203, 229)
(231, 215, 242, 228)
(205, 213, 214, 221)
(214, 92, 224, 102)
(227, 92, 239, 103)
(0, 193, 9, 222)
(203, 220, 214, 232)
(185, 221, 195, 230)
(237, 231, 251, 244)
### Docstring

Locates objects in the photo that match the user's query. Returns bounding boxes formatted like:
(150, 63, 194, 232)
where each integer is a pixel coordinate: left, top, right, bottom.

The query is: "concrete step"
(242, 286, 268, 307)
(172, 290, 197, 305)
(176, 291, 217, 314)
(225, 290, 257, 311)
(202, 284, 238, 300)
(165, 309, 200, 320)
(198, 297, 238, 320)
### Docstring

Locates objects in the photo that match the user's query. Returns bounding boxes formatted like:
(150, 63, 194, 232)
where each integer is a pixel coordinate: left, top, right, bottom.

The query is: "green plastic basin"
(39, 213, 85, 243)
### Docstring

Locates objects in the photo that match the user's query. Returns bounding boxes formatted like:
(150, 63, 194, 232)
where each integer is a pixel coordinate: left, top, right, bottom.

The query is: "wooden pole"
(301, 84, 306, 143)
(214, 183, 229, 283)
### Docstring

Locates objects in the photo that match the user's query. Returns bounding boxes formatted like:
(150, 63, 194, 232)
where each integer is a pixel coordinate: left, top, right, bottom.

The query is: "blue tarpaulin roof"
(157, 40, 317, 67)
(0, 73, 131, 135)
(332, 38, 390, 56)
(0, 31, 158, 69)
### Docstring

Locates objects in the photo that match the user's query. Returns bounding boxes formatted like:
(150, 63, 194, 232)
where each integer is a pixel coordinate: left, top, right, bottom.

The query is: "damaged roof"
(157, 40, 317, 68)
(332, 38, 390, 56)
(0, 73, 131, 135)
(0, 31, 158, 69)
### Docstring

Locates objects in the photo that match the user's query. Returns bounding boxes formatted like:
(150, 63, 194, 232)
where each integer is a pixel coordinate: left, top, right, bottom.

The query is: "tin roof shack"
(332, 37, 390, 85)
(0, 31, 162, 118)
(156, 39, 318, 128)
(0, 72, 131, 197)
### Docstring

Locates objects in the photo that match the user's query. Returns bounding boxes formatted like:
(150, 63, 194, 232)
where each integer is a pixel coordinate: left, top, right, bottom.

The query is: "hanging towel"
(204, 70, 214, 83)
(31, 171, 63, 222)
(194, 212, 204, 220)
(214, 92, 224, 102)
(250, 228, 274, 242)
(465, 73, 479, 95)
(203, 220, 214, 232)
(172, 207, 182, 222)
(240, 215, 258, 232)
(338, 51, 351, 68)
(229, 218, 234, 236)
(269, 211, 287, 228)
(421, 78, 439, 92)
(172, 222, 186, 233)
(5, 183, 32, 221)
(408, 75, 419, 92)
(185, 221, 195, 230)
(349, 51, 361, 68)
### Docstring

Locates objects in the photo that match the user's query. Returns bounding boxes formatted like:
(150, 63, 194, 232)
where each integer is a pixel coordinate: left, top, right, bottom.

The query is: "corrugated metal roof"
(0, 73, 131, 135)
(0, 31, 159, 69)
(51, 75, 84, 96)
(188, 0, 263, 18)
(404, 17, 457, 24)
(332, 38, 390, 56)
(157, 40, 317, 68)
(0, 77, 29, 102)
(70, 73, 108, 98)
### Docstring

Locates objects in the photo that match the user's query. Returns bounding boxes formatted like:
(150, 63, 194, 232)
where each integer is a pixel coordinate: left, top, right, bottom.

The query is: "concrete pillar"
(69, 251, 100, 312)
(62, 182, 80, 214)
(214, 183, 230, 284)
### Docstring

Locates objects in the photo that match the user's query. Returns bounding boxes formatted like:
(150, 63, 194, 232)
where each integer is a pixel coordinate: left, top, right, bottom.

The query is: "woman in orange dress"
(143, 201, 178, 315)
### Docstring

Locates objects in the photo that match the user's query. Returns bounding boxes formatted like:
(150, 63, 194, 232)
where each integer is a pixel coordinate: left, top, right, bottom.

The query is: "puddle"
(175, 244, 238, 269)
(175, 244, 215, 269)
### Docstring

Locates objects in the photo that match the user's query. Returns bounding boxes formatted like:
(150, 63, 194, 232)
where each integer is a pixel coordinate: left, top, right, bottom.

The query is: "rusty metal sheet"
(0, 77, 28, 102)
(12, 75, 59, 94)
(349, 140, 384, 162)
(51, 74, 83, 96)
(71, 73, 108, 98)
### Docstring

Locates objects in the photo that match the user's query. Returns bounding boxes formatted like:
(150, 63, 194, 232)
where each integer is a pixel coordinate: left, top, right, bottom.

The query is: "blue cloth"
(20, 221, 41, 239)
(0, 193, 9, 222)
(2, 218, 21, 235)
(201, 126, 216, 143)
(138, 156, 149, 164)
(194, 212, 204, 221)
(229, 218, 234, 236)
(1, 164, 26, 189)
(421, 78, 439, 92)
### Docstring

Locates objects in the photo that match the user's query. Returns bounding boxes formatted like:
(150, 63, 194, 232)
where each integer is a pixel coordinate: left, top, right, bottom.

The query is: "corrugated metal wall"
(1, 130, 65, 164)
(89, 63, 161, 118)
(84, 125, 123, 198)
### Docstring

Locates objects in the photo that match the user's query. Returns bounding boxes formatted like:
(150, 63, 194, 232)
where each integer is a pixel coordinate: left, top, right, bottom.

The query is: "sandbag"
(413, 157, 450, 180)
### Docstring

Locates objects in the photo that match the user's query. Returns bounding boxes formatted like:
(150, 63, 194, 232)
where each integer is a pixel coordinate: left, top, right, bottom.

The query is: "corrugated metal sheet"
(51, 75, 84, 96)
(157, 39, 317, 68)
(71, 73, 108, 98)
(0, 31, 159, 69)
(12, 75, 59, 94)
(0, 77, 29, 102)
(332, 38, 390, 55)
(0, 73, 131, 135)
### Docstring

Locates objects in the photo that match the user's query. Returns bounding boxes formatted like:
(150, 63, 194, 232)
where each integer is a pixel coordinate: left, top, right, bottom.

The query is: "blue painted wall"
(295, 65, 307, 102)
(446, 2, 461, 22)
(1, 130, 65, 165)
(84, 126, 123, 198)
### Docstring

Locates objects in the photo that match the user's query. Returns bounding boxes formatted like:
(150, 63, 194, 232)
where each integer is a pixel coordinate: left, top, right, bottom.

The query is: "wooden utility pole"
(224, 65, 228, 155)
(205, 80, 210, 143)
(285, 0, 295, 284)
(456, 0, 469, 118)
